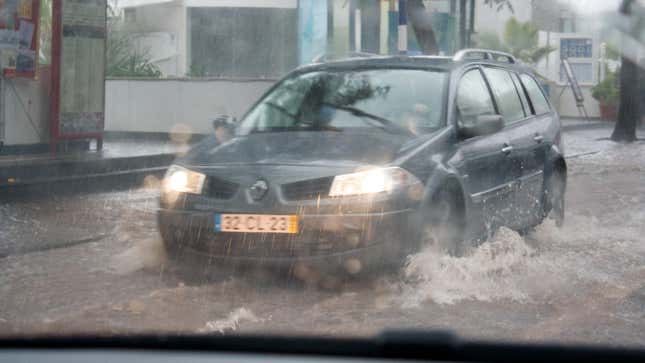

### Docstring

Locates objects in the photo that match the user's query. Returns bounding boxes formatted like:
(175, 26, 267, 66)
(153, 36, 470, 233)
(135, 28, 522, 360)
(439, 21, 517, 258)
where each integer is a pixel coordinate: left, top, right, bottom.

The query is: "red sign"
(50, 0, 106, 149)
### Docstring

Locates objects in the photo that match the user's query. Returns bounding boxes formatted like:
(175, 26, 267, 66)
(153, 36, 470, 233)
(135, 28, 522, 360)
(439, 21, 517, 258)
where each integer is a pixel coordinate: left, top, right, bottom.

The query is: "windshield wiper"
(255, 102, 343, 133)
(323, 103, 412, 136)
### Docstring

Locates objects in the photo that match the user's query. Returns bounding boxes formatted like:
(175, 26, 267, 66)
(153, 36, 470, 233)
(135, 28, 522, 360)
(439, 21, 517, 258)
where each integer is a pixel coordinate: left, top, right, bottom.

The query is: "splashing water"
(399, 211, 644, 307)
(199, 307, 263, 333)
(109, 234, 167, 275)
(402, 227, 535, 306)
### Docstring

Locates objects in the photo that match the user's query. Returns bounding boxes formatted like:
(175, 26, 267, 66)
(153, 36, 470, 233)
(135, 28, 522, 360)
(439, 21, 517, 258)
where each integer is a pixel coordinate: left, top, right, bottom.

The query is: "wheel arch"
(547, 144, 568, 183)
(422, 166, 468, 225)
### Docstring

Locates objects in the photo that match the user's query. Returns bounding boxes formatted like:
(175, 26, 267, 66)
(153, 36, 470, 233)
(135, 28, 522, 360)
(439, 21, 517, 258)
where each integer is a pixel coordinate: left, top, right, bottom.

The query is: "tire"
(417, 184, 466, 256)
(543, 168, 566, 227)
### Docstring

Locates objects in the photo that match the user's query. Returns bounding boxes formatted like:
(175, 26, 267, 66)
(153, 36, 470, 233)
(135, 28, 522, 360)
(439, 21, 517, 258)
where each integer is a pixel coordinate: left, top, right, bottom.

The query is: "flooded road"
(1, 128, 644, 347)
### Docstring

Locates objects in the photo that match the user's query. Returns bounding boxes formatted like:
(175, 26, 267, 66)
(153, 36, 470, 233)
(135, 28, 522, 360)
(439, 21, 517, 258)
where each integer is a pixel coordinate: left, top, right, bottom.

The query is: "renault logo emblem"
(248, 179, 269, 201)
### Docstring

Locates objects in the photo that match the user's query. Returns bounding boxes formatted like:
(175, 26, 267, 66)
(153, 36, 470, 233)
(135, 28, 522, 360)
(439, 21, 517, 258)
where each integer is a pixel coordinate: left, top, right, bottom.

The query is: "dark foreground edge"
(1, 330, 644, 363)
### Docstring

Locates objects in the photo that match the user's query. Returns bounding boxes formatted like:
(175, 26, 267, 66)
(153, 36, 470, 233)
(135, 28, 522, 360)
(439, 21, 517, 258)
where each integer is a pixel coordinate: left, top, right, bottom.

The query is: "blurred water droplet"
(170, 124, 193, 145)
(344, 258, 362, 275)
(143, 174, 161, 189)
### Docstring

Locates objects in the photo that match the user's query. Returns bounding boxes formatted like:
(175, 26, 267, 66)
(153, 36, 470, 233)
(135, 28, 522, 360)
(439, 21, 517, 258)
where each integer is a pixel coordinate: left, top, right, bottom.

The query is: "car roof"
(292, 51, 535, 75)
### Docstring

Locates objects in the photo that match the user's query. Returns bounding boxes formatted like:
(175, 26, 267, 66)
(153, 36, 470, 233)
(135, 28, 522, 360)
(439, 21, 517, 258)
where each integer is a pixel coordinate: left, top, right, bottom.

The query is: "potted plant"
(592, 70, 619, 121)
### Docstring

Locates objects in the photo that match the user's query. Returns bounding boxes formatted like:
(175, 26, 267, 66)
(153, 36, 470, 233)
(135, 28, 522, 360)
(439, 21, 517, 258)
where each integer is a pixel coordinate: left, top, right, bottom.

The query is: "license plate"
(214, 214, 298, 234)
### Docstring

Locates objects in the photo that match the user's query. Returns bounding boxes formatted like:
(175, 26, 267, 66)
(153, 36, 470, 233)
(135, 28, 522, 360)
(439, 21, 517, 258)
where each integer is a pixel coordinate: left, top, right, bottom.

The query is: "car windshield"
(2, 0, 645, 352)
(237, 69, 447, 135)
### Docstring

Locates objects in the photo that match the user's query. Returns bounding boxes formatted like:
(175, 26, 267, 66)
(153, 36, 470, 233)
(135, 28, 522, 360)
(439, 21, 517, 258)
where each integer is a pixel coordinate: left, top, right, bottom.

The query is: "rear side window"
(456, 69, 496, 126)
(520, 74, 551, 115)
(511, 72, 531, 116)
(483, 67, 526, 123)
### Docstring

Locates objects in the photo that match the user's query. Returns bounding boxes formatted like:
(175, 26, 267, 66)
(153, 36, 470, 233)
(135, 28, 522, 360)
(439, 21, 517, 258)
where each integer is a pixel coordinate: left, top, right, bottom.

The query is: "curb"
(0, 233, 110, 259)
(0, 153, 175, 198)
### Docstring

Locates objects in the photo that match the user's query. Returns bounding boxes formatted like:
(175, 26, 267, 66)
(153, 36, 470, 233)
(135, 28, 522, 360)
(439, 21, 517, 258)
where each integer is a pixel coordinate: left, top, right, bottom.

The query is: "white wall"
(536, 31, 600, 86)
(133, 32, 179, 76)
(105, 78, 276, 134)
(126, 3, 188, 76)
(536, 31, 601, 118)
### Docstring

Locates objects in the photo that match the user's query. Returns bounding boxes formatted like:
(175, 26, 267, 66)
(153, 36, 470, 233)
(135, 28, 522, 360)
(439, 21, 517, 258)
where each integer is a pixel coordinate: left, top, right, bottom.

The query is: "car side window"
(456, 69, 496, 127)
(511, 72, 531, 116)
(520, 73, 551, 115)
(483, 67, 525, 123)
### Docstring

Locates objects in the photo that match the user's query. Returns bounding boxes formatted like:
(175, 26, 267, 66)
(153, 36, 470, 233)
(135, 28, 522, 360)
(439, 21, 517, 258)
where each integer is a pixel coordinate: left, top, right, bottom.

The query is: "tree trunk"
(612, 56, 639, 142)
(407, 0, 439, 55)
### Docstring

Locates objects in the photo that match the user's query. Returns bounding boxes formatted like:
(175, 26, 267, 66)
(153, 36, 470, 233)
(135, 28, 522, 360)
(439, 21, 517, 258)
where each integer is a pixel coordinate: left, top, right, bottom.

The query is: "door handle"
(533, 134, 544, 143)
(501, 145, 513, 154)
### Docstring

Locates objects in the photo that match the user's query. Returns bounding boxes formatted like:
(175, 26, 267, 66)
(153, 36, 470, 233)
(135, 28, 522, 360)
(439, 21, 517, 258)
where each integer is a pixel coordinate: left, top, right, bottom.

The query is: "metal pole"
(398, 0, 407, 54)
(327, 0, 334, 45)
(0, 77, 4, 146)
(349, 0, 356, 51)
(459, 0, 466, 49)
(468, 0, 475, 47)
(355, 7, 362, 52)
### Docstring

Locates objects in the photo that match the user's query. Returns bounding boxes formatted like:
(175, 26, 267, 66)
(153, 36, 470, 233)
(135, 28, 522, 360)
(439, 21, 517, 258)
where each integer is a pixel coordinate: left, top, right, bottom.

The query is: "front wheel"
(543, 169, 566, 227)
(417, 186, 466, 256)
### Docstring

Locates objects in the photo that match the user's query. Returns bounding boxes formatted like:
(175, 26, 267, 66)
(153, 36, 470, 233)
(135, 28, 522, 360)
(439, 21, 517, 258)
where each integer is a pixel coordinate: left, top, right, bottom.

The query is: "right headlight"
(163, 165, 206, 194)
(328, 167, 421, 197)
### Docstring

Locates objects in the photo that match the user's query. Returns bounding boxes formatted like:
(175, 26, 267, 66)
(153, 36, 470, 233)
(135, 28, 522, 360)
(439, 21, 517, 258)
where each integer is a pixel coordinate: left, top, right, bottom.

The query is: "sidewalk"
(0, 136, 194, 192)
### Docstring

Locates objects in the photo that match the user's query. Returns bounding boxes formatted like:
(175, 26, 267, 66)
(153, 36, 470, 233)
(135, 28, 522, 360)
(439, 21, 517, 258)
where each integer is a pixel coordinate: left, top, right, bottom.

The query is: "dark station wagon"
(158, 49, 566, 274)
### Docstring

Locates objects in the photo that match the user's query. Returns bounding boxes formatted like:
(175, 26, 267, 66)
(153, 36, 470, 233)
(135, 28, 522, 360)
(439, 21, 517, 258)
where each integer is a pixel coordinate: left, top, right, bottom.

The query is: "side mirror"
(212, 115, 237, 142)
(212, 115, 237, 131)
(458, 114, 504, 139)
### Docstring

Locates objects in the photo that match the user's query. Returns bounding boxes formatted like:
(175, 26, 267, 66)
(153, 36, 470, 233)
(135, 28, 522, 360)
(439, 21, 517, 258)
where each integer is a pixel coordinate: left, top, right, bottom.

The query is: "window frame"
(453, 66, 500, 129)
(519, 73, 553, 117)
(481, 65, 532, 125)
(510, 71, 532, 119)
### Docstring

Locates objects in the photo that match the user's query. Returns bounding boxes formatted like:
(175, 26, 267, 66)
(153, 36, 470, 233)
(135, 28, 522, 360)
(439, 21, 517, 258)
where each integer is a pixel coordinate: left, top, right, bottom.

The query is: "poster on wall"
(0, 0, 38, 77)
(52, 0, 106, 138)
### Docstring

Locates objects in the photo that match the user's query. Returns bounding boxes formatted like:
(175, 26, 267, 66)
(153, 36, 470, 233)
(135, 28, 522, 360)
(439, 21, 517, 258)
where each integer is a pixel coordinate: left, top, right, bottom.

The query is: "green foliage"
(106, 4, 161, 78)
(107, 32, 162, 78)
(592, 69, 619, 105)
(475, 17, 556, 64)
(476, 32, 506, 52)
(605, 43, 621, 61)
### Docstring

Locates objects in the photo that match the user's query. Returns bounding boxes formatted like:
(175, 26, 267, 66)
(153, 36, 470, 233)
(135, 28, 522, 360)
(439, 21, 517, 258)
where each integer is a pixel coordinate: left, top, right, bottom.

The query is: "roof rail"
(312, 51, 380, 63)
(453, 49, 516, 64)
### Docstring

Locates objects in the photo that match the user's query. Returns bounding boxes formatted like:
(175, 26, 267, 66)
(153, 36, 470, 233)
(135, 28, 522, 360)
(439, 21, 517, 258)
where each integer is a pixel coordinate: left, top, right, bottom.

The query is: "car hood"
(180, 130, 420, 168)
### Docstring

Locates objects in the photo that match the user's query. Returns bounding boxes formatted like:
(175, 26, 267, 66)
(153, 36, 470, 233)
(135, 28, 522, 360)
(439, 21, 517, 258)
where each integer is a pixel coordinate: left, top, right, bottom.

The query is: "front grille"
(282, 176, 334, 201)
(205, 176, 239, 199)
(173, 227, 362, 258)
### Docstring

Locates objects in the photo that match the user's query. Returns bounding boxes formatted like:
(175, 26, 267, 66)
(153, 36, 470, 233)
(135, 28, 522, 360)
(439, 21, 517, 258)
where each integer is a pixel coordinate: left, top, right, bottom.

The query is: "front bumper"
(157, 206, 416, 265)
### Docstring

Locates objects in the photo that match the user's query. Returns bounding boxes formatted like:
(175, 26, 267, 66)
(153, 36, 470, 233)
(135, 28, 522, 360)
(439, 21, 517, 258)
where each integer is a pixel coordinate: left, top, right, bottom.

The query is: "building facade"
(119, 0, 475, 78)
(474, 0, 619, 118)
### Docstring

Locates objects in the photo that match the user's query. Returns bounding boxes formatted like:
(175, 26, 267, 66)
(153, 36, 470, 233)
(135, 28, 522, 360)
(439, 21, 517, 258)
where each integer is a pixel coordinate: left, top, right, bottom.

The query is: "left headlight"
(328, 167, 421, 197)
(163, 165, 206, 194)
